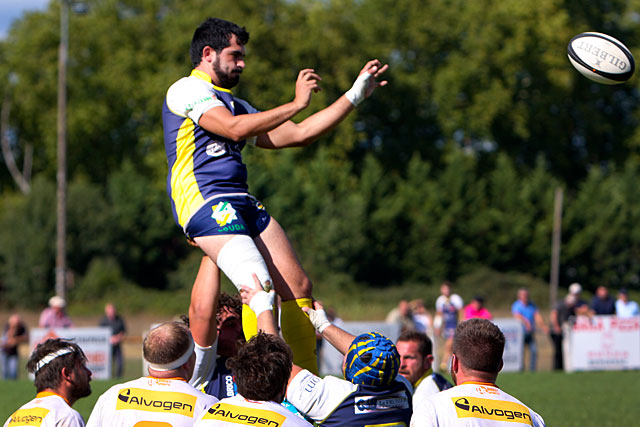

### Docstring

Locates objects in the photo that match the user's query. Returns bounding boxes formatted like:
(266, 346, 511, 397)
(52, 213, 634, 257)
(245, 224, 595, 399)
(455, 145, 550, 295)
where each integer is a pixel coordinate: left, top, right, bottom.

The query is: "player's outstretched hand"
(293, 68, 322, 111)
(240, 274, 275, 316)
(302, 301, 331, 333)
(345, 59, 389, 106)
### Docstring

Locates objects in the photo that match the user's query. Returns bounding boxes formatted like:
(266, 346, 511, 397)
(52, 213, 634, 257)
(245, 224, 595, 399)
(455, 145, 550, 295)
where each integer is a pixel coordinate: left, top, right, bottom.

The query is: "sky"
(0, 0, 50, 39)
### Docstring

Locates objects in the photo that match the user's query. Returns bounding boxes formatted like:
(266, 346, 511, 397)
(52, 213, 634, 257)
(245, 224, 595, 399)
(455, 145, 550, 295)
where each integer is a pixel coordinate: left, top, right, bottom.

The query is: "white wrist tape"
(250, 290, 275, 317)
(216, 235, 272, 292)
(307, 308, 331, 334)
(345, 72, 373, 106)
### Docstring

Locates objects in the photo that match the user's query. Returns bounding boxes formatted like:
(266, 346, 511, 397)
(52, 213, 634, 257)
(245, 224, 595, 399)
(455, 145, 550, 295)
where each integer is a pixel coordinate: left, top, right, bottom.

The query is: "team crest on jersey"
(211, 202, 238, 226)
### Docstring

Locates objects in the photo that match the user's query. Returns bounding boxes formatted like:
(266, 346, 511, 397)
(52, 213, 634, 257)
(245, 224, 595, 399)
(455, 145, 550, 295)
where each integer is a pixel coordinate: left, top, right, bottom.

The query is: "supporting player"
(4, 339, 92, 427)
(240, 280, 412, 426)
(410, 319, 546, 427)
(396, 330, 452, 406)
(188, 255, 244, 399)
(162, 17, 388, 374)
(194, 332, 311, 426)
(86, 322, 217, 427)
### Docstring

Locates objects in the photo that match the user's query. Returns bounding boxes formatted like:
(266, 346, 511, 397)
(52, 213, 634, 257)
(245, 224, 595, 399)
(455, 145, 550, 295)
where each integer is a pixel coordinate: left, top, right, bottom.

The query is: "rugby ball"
(567, 32, 635, 84)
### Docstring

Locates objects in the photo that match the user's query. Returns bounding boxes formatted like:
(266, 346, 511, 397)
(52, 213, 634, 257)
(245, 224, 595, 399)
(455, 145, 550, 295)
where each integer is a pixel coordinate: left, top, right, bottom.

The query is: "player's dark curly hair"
(397, 330, 433, 357)
(226, 332, 293, 402)
(191, 17, 250, 67)
(218, 292, 242, 319)
(27, 339, 87, 392)
(453, 318, 505, 373)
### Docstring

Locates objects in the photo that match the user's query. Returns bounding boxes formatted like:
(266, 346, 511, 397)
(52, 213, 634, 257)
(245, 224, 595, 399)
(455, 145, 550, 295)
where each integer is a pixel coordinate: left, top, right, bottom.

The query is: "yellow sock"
(281, 298, 319, 375)
(242, 304, 258, 341)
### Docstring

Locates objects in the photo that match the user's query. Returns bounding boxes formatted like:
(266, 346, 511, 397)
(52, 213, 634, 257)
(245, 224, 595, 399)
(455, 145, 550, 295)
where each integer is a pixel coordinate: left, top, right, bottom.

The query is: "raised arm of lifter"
(198, 68, 321, 142)
(256, 59, 389, 149)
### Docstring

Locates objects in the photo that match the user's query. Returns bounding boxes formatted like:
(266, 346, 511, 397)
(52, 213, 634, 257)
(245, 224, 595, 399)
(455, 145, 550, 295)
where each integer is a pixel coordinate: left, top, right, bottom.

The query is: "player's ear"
(498, 359, 504, 373)
(425, 354, 434, 369)
(202, 45, 216, 63)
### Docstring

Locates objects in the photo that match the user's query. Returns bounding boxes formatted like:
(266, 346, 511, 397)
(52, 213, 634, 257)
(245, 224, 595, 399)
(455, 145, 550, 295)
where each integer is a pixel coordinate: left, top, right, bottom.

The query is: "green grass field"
(1, 369, 638, 426)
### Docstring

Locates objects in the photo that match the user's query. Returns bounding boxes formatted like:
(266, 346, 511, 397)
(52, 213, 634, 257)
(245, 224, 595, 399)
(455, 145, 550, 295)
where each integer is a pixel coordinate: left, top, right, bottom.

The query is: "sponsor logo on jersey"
(186, 95, 215, 112)
(453, 396, 533, 425)
(354, 392, 410, 414)
(206, 142, 226, 157)
(203, 403, 285, 426)
(211, 202, 238, 226)
(225, 375, 236, 397)
(7, 408, 50, 426)
(116, 388, 197, 417)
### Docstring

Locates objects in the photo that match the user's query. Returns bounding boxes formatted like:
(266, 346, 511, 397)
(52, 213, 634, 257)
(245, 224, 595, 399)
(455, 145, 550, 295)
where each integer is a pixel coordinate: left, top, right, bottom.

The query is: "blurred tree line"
(1, 0, 640, 309)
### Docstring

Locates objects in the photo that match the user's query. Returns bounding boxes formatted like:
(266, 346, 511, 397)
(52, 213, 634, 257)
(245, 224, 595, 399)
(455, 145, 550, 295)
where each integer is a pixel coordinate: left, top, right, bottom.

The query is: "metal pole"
(550, 187, 563, 309)
(55, 0, 68, 299)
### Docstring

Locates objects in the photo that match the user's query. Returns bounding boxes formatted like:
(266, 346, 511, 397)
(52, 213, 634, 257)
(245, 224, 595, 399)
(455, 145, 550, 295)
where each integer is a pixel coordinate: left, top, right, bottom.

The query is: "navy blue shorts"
(185, 194, 271, 239)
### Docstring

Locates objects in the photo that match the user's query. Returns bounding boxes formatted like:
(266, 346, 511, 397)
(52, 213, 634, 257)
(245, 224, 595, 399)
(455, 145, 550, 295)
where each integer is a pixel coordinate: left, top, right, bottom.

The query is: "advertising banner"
(565, 315, 640, 372)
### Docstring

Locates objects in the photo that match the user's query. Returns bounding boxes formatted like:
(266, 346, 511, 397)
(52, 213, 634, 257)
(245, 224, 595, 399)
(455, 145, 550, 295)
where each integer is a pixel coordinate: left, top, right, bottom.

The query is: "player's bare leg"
(254, 218, 318, 374)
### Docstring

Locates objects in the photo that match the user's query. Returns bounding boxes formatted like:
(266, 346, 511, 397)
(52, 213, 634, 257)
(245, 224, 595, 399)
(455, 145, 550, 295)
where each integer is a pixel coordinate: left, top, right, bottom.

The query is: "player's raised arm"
(198, 67, 321, 142)
(189, 256, 221, 347)
(256, 59, 389, 149)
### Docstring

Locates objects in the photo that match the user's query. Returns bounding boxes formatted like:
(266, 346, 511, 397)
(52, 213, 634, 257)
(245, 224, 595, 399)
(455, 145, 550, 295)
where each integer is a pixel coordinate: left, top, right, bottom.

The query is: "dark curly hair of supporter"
(190, 17, 250, 67)
(226, 332, 293, 402)
(27, 338, 87, 392)
(453, 318, 505, 373)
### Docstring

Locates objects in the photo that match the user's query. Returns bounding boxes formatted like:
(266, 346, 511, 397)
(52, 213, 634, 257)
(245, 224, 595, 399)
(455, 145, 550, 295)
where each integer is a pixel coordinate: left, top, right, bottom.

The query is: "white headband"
(146, 340, 195, 372)
(34, 347, 75, 374)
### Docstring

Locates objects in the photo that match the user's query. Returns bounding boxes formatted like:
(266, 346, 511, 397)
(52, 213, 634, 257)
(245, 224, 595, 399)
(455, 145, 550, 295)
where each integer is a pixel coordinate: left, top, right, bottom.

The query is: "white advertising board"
(565, 315, 640, 372)
(30, 327, 112, 379)
(493, 318, 525, 372)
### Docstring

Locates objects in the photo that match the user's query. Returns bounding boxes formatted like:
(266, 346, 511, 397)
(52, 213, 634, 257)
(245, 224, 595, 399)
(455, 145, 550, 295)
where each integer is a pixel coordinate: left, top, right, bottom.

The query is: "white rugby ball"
(567, 32, 635, 84)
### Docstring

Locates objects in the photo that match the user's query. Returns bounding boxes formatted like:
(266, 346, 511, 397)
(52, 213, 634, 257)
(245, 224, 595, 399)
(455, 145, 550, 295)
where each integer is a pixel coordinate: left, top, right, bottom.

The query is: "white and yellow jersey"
(411, 382, 545, 427)
(194, 394, 311, 427)
(4, 392, 84, 427)
(86, 376, 218, 427)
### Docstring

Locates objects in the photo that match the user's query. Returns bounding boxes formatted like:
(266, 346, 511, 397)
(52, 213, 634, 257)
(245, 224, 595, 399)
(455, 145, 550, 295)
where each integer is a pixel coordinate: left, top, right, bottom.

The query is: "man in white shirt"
(615, 288, 639, 318)
(87, 321, 217, 426)
(411, 318, 545, 427)
(4, 338, 92, 427)
(396, 330, 452, 406)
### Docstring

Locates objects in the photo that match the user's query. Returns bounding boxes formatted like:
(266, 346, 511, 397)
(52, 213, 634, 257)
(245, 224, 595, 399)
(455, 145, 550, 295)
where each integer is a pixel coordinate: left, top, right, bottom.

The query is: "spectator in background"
(568, 282, 591, 316)
(396, 330, 452, 406)
(463, 295, 493, 320)
(434, 281, 463, 371)
(590, 285, 616, 315)
(615, 288, 640, 318)
(512, 288, 548, 372)
(99, 303, 127, 378)
(549, 293, 577, 371)
(38, 296, 73, 329)
(386, 299, 416, 333)
(3, 338, 92, 427)
(1, 313, 28, 379)
(410, 299, 433, 335)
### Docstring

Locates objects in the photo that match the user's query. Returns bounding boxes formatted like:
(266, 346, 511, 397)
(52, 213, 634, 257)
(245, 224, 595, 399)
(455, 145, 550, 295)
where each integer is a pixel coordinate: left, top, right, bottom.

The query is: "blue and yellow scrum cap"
(344, 332, 400, 386)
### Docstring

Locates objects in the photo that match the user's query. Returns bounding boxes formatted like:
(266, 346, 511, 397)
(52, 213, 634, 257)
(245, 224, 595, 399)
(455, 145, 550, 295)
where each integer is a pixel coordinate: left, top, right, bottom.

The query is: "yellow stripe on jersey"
(203, 402, 286, 426)
(115, 388, 198, 417)
(6, 407, 50, 426)
(170, 118, 205, 227)
(452, 396, 533, 425)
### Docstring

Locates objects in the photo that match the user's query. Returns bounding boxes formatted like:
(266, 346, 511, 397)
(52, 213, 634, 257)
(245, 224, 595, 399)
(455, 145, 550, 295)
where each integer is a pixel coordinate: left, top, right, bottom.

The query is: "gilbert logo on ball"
(567, 32, 635, 84)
